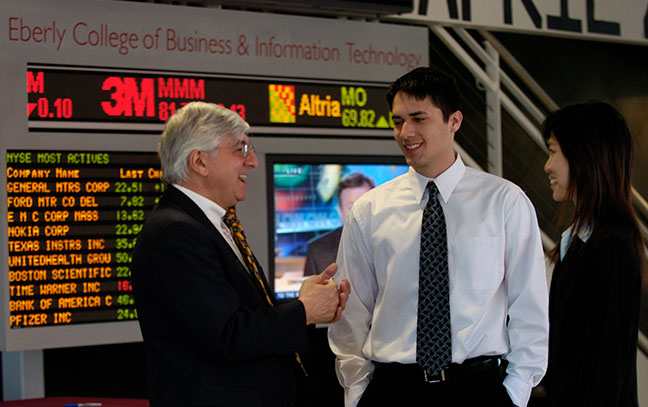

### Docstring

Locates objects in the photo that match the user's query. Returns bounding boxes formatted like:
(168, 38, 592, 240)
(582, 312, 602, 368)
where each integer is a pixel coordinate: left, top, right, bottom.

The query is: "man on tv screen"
(303, 172, 375, 277)
(131, 101, 350, 407)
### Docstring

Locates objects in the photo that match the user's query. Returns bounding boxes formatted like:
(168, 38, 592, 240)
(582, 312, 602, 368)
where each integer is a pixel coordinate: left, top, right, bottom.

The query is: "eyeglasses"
(238, 143, 255, 158)
(212, 141, 255, 159)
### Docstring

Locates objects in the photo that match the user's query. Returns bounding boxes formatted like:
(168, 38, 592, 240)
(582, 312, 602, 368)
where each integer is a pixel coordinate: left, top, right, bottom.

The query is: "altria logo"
(298, 87, 368, 118)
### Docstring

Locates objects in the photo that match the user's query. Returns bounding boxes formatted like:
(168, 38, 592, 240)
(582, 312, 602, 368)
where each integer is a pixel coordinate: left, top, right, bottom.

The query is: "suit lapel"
(161, 185, 275, 302)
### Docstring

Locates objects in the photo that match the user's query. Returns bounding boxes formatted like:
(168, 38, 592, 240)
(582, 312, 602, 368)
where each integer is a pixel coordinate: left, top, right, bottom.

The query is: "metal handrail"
(428, 25, 497, 92)
(477, 30, 559, 112)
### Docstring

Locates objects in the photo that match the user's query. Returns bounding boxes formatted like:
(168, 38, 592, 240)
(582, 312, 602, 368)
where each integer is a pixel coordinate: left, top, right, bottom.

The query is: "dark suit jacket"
(132, 185, 308, 407)
(546, 223, 641, 407)
(303, 228, 342, 277)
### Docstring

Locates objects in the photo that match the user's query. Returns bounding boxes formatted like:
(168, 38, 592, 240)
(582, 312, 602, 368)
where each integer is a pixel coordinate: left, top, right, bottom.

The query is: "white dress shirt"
(172, 184, 246, 269)
(328, 156, 548, 407)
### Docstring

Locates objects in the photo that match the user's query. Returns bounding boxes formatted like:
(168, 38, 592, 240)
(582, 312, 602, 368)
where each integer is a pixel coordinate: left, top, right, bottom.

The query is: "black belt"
(374, 355, 504, 383)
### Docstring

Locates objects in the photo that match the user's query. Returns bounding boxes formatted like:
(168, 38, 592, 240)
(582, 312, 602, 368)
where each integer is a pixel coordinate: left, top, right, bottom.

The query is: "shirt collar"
(173, 183, 227, 222)
(408, 154, 466, 204)
(559, 223, 592, 260)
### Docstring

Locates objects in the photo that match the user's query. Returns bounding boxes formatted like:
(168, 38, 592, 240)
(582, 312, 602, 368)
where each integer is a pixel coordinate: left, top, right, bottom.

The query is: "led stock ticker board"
(7, 150, 163, 328)
(27, 67, 393, 129)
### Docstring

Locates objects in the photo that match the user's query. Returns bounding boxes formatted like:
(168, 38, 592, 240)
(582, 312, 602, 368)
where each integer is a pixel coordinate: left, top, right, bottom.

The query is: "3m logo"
(269, 84, 296, 123)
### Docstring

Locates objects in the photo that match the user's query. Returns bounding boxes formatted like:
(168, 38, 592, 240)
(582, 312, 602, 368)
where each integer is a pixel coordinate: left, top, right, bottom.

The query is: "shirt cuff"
(503, 374, 531, 407)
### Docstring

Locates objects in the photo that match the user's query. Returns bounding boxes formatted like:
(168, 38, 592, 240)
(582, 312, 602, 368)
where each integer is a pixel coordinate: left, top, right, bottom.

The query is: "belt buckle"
(423, 367, 447, 383)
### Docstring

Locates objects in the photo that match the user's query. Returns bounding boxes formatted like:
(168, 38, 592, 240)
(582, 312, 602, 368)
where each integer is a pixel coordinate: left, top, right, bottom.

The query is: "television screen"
(266, 155, 408, 300)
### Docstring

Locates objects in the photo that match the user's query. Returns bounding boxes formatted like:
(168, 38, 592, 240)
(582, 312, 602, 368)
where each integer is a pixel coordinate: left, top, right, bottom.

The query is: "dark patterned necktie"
(222, 207, 274, 306)
(223, 207, 308, 375)
(416, 181, 452, 377)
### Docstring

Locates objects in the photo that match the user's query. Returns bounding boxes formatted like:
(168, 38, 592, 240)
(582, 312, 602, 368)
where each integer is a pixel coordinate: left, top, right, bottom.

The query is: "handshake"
(298, 264, 350, 325)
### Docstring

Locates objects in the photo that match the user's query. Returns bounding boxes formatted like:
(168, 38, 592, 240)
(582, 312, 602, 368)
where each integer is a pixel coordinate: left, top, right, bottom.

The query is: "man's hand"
(331, 266, 350, 323)
(299, 263, 350, 325)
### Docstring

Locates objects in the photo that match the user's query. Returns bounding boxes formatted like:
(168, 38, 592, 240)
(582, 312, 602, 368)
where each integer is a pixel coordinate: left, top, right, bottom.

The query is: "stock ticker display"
(7, 150, 163, 328)
(26, 66, 392, 128)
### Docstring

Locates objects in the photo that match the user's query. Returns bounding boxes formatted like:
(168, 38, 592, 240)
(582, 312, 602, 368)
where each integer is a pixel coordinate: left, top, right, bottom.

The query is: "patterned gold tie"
(222, 207, 274, 306)
(223, 207, 308, 375)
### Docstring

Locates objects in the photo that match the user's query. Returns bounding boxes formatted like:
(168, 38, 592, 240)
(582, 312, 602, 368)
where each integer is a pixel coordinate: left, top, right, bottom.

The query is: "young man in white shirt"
(328, 67, 548, 407)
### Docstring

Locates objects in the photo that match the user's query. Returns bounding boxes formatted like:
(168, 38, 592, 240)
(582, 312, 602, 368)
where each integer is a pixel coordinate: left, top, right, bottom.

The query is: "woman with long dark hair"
(542, 100, 645, 406)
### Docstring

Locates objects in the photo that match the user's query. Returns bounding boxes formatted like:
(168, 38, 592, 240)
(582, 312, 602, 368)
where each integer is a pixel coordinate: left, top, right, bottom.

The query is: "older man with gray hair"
(132, 101, 350, 407)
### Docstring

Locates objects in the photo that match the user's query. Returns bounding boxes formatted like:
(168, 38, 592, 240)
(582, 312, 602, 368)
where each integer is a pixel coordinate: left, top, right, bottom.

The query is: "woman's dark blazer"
(131, 185, 308, 407)
(546, 223, 641, 407)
